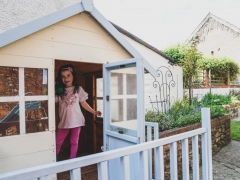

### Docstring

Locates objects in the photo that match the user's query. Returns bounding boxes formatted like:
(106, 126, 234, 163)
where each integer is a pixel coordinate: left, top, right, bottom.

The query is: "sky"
(94, 0, 240, 50)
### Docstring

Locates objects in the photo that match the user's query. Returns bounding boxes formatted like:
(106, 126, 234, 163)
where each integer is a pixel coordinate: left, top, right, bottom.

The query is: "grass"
(231, 121, 240, 141)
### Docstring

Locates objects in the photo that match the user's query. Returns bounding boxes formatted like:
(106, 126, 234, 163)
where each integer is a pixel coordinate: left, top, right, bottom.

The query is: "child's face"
(61, 70, 73, 87)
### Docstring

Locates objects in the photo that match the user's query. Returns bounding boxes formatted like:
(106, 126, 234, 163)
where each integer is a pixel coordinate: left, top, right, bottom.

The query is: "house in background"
(0, 0, 182, 178)
(186, 13, 240, 97)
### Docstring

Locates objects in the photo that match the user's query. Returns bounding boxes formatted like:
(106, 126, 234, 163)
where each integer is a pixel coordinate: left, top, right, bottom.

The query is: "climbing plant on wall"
(198, 57, 240, 81)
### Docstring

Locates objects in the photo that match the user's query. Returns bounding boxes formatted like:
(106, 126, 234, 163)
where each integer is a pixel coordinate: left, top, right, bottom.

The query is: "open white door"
(103, 57, 156, 180)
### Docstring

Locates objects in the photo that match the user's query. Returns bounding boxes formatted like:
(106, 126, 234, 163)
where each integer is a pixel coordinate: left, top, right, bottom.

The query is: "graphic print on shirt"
(63, 92, 77, 107)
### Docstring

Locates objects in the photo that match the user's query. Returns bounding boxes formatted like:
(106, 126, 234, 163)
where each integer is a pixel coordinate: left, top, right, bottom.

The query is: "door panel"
(103, 58, 156, 180)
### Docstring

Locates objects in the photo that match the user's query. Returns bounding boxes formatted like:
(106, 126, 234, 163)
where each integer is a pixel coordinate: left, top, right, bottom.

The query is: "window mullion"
(123, 73, 127, 121)
(19, 68, 25, 134)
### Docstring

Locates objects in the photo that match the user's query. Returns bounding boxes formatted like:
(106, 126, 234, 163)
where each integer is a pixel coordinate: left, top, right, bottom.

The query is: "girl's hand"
(94, 111, 102, 116)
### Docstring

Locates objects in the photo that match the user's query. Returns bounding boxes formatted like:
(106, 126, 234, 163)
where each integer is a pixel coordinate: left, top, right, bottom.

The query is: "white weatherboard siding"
(0, 132, 55, 172)
(0, 11, 132, 175)
(0, 12, 132, 63)
(122, 34, 183, 111)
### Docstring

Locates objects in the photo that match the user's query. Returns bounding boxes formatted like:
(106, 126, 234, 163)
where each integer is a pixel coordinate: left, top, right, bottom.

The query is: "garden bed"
(154, 114, 231, 179)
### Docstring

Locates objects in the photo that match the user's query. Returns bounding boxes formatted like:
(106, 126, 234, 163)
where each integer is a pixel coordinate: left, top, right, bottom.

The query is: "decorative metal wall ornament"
(149, 66, 176, 113)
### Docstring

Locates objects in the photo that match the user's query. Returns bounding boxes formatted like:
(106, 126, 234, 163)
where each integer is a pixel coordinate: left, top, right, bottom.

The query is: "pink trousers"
(56, 127, 81, 159)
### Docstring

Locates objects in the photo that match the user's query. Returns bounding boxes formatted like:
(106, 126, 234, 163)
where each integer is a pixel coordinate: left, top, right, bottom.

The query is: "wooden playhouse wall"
(0, 11, 132, 174)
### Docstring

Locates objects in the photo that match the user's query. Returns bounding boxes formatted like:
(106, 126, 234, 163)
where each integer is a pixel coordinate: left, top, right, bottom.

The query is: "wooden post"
(204, 69, 210, 88)
(201, 108, 213, 180)
(227, 71, 230, 88)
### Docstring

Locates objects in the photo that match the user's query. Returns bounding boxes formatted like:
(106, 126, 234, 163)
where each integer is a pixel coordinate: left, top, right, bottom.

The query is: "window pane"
(0, 67, 19, 96)
(25, 68, 48, 95)
(127, 99, 137, 120)
(126, 74, 137, 95)
(111, 99, 123, 123)
(110, 73, 123, 95)
(96, 78, 103, 97)
(25, 100, 48, 133)
(0, 102, 20, 137)
(97, 99, 103, 116)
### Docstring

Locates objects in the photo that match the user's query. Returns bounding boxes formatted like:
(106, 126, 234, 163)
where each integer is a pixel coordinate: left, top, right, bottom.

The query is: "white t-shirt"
(55, 86, 88, 129)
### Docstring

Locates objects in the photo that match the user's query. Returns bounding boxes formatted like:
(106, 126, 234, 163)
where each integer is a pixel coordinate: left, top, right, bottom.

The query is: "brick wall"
(156, 114, 231, 179)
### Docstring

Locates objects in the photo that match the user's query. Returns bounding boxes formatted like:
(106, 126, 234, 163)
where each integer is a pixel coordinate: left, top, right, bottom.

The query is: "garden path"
(212, 140, 240, 179)
(190, 140, 240, 180)
(190, 117, 240, 180)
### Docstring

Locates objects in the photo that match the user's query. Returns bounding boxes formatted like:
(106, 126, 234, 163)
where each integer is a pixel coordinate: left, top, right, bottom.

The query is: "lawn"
(231, 121, 240, 141)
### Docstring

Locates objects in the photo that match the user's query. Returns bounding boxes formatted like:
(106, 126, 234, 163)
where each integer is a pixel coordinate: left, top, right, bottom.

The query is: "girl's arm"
(80, 101, 102, 116)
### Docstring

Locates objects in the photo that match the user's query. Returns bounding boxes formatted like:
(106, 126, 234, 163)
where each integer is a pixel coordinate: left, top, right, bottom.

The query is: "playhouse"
(0, 0, 183, 178)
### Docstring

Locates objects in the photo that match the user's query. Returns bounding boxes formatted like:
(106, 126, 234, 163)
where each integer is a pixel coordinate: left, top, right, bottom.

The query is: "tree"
(163, 44, 202, 105)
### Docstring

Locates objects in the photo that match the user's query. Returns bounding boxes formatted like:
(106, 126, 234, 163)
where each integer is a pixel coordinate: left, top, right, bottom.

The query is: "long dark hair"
(56, 64, 79, 98)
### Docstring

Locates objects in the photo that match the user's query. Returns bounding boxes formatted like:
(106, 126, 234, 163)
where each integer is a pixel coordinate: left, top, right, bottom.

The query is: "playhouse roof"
(186, 12, 240, 44)
(111, 22, 174, 63)
(0, 0, 174, 64)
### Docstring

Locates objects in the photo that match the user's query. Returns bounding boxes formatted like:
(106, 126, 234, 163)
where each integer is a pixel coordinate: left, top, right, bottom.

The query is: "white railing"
(145, 122, 159, 180)
(0, 108, 213, 180)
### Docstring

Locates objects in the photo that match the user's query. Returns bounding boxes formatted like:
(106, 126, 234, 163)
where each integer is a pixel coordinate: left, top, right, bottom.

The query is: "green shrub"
(208, 105, 227, 118)
(145, 95, 227, 132)
(172, 110, 201, 128)
(201, 93, 231, 106)
(167, 98, 194, 121)
(145, 111, 173, 131)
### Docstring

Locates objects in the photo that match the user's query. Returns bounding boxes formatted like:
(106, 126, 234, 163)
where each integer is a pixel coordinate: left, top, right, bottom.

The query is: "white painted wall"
(0, 0, 81, 33)
(196, 28, 240, 64)
(189, 88, 240, 99)
(122, 35, 183, 112)
(193, 20, 240, 99)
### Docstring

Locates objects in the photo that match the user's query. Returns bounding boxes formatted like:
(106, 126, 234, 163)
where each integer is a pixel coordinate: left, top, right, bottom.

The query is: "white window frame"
(0, 55, 55, 135)
(110, 73, 137, 122)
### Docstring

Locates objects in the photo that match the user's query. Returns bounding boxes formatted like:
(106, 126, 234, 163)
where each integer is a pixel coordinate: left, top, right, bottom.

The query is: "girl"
(55, 64, 101, 159)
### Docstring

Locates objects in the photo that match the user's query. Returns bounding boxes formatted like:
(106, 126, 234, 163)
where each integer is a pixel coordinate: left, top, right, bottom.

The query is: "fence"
(0, 108, 212, 180)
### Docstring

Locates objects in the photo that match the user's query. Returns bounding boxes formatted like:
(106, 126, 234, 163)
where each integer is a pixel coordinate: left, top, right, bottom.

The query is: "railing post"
(98, 161, 108, 180)
(139, 150, 148, 180)
(201, 108, 213, 180)
(145, 122, 159, 180)
(70, 168, 81, 180)
(147, 126, 152, 180)
(182, 138, 189, 180)
(120, 156, 130, 180)
(170, 142, 178, 180)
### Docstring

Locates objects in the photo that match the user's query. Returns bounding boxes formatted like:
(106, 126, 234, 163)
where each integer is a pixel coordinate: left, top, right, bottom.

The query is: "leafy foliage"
(167, 98, 194, 121)
(172, 111, 201, 127)
(208, 105, 227, 118)
(200, 93, 231, 107)
(145, 111, 173, 131)
(198, 57, 240, 81)
(163, 44, 202, 104)
(162, 44, 186, 64)
(145, 93, 228, 131)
